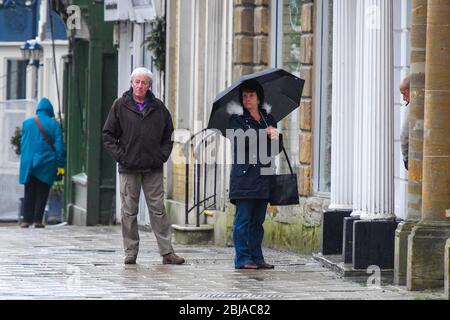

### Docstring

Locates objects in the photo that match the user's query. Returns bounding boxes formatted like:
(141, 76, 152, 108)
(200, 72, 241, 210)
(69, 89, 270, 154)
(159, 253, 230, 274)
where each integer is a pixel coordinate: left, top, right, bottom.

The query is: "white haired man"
(102, 67, 185, 265)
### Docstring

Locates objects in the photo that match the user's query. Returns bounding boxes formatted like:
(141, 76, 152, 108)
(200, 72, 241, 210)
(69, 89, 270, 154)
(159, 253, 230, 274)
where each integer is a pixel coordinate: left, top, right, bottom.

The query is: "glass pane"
(278, 0, 302, 173)
(7, 60, 27, 100)
(318, 0, 333, 192)
(281, 0, 301, 77)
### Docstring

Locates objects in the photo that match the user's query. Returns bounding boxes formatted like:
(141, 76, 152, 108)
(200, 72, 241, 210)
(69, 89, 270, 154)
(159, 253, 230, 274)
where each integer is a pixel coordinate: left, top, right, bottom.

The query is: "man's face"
(400, 86, 410, 103)
(131, 74, 151, 100)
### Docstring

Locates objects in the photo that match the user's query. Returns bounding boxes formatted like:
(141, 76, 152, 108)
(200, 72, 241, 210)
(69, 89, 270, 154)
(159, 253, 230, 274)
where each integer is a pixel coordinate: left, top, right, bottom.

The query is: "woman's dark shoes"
(257, 262, 274, 269)
(237, 263, 259, 270)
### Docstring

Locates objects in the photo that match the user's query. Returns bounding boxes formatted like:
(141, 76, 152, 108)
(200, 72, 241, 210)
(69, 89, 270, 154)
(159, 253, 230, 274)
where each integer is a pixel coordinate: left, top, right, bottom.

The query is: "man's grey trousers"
(119, 169, 173, 258)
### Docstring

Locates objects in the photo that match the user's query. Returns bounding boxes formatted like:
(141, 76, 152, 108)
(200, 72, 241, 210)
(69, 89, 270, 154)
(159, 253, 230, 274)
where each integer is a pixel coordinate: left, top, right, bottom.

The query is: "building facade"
(0, 0, 67, 221)
(51, 0, 118, 226)
(103, 0, 449, 293)
(159, 0, 413, 253)
(99, 0, 414, 251)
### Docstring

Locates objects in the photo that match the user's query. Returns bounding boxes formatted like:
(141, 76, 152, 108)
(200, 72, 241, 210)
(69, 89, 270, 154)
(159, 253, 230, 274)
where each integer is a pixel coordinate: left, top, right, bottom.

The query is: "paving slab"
(0, 224, 444, 300)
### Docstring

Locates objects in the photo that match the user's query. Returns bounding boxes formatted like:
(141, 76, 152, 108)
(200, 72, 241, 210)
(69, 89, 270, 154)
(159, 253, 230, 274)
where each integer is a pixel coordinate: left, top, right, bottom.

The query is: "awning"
(104, 0, 156, 23)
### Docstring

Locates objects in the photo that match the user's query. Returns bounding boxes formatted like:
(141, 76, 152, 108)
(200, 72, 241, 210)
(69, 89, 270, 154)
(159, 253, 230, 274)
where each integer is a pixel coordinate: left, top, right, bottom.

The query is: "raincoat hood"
(36, 98, 55, 118)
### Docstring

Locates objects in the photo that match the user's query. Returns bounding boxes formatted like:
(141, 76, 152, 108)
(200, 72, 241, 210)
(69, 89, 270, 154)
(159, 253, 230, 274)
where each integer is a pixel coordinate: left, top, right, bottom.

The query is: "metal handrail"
(183, 128, 219, 227)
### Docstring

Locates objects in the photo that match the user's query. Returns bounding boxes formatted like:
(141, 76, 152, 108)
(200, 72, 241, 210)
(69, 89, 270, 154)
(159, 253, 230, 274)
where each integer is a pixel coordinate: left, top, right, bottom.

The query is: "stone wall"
(263, 196, 328, 254)
(233, 0, 270, 79)
(260, 0, 321, 254)
(298, 0, 314, 196)
(170, 142, 194, 202)
(445, 238, 450, 299)
(226, 0, 322, 254)
(164, 0, 323, 254)
(232, 0, 315, 196)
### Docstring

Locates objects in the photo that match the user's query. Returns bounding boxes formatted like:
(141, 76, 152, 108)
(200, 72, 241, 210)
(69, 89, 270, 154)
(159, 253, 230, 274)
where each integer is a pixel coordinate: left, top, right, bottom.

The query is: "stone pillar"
(394, 0, 427, 286)
(352, 0, 395, 221)
(329, 0, 356, 211)
(351, 0, 398, 269)
(407, 0, 450, 291)
(321, 0, 355, 255)
(445, 238, 450, 300)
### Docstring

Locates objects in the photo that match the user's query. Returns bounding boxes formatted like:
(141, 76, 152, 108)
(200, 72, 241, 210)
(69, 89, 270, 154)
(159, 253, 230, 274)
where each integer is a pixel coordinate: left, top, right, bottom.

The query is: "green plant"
(10, 126, 22, 156)
(144, 16, 166, 72)
(51, 180, 64, 192)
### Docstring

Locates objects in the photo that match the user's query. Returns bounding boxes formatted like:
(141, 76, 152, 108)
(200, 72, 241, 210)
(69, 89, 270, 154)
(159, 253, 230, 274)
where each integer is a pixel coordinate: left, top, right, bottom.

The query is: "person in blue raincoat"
(226, 79, 283, 269)
(19, 98, 66, 228)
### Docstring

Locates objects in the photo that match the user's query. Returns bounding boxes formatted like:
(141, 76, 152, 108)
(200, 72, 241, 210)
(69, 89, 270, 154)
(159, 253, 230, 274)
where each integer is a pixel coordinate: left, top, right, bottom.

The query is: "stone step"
(172, 224, 214, 245)
(313, 252, 394, 280)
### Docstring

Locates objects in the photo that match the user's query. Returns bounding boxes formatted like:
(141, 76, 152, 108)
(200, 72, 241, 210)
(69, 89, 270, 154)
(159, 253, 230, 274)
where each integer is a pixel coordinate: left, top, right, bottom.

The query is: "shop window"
(271, 0, 302, 172)
(313, 0, 332, 193)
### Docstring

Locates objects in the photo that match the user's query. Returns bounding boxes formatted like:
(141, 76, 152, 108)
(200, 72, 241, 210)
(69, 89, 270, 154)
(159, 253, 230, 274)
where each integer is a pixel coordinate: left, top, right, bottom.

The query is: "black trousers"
(23, 176, 51, 224)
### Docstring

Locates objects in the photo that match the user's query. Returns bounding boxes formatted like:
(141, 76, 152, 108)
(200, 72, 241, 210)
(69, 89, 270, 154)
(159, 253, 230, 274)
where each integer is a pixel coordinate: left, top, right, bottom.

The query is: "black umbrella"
(207, 68, 304, 136)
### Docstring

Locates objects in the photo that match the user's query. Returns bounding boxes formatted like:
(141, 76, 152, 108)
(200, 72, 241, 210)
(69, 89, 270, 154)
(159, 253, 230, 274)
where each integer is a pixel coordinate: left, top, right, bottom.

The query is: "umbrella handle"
(259, 111, 294, 174)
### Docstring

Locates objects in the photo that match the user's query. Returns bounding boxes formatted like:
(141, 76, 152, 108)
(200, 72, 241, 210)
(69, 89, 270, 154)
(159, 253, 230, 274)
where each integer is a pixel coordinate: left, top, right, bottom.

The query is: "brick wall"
(233, 0, 315, 196)
(298, 0, 314, 196)
(233, 0, 270, 80)
(171, 142, 194, 202)
(227, 0, 326, 254)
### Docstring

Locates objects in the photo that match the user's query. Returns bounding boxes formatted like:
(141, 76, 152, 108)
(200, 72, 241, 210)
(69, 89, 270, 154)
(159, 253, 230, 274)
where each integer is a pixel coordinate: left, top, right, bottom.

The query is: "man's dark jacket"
(102, 89, 174, 173)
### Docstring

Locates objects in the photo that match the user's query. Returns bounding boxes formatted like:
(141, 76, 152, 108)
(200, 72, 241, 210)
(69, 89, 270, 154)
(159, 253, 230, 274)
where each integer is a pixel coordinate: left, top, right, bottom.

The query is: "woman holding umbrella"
(227, 79, 282, 270)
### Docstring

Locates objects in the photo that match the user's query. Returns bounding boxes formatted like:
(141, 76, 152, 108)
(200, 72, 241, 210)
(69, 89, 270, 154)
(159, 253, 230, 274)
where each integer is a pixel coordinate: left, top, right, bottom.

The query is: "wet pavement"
(0, 223, 444, 300)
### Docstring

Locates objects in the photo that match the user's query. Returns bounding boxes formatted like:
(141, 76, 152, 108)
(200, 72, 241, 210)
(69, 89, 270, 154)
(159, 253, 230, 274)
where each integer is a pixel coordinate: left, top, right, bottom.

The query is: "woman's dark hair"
(239, 79, 264, 109)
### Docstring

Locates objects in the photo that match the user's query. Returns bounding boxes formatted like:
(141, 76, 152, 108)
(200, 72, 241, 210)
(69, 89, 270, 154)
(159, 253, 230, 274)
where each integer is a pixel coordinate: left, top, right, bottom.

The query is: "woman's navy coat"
(227, 103, 282, 204)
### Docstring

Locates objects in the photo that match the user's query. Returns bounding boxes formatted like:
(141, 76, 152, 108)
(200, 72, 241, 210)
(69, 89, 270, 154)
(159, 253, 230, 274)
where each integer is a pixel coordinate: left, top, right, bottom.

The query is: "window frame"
(6, 59, 28, 100)
(312, 0, 332, 195)
(270, 0, 302, 173)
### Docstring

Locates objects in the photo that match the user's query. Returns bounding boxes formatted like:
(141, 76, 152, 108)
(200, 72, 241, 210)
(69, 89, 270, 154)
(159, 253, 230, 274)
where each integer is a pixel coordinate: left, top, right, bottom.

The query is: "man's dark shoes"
(162, 253, 185, 265)
(257, 262, 274, 269)
(124, 256, 137, 265)
(34, 223, 45, 228)
(237, 263, 259, 270)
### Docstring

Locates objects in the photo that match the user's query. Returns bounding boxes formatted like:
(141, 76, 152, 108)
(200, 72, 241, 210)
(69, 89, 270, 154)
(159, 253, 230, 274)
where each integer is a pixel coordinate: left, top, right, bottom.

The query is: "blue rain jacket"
(19, 98, 66, 187)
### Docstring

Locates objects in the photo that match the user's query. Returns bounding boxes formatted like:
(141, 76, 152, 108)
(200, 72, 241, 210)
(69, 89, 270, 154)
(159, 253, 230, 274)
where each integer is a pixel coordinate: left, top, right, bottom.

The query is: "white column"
(26, 65, 38, 100)
(329, 0, 357, 210)
(352, 0, 395, 220)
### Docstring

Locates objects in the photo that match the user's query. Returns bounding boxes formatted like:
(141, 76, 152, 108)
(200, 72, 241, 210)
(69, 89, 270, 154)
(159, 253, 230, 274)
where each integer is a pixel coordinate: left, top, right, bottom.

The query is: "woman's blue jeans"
(233, 199, 268, 268)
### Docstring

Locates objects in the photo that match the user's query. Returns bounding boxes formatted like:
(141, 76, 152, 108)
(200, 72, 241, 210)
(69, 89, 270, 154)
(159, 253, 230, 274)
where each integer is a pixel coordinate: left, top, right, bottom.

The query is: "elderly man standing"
(102, 67, 185, 265)
(399, 75, 410, 171)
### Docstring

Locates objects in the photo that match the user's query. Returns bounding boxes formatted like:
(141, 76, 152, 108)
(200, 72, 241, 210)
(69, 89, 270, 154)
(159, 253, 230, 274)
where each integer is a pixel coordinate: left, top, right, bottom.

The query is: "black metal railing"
(183, 128, 219, 227)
